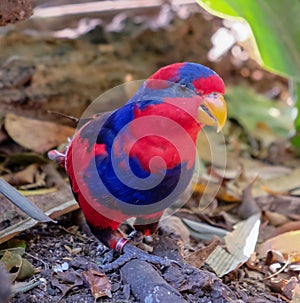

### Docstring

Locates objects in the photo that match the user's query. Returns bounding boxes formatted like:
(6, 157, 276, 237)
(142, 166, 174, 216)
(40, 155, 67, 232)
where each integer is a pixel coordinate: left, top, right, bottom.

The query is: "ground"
(10, 214, 286, 303)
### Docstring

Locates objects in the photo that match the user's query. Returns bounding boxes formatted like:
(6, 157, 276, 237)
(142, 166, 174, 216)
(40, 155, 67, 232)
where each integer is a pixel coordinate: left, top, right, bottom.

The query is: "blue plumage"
(82, 100, 194, 215)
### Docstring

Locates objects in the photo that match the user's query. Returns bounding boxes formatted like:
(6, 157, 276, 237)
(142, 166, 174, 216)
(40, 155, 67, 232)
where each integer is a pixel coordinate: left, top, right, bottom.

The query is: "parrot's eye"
(179, 83, 188, 90)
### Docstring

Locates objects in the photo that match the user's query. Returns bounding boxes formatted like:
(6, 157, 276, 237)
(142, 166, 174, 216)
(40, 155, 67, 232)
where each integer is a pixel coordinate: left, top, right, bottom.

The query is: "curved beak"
(198, 93, 227, 132)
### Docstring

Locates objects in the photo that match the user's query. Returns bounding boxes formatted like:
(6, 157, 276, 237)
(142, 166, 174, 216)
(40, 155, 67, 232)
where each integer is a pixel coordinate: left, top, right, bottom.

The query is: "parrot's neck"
(132, 97, 202, 142)
(111, 99, 202, 173)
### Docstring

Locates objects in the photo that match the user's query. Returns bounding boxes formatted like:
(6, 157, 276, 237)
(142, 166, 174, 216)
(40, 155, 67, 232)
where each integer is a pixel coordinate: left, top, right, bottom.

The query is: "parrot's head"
(136, 62, 227, 132)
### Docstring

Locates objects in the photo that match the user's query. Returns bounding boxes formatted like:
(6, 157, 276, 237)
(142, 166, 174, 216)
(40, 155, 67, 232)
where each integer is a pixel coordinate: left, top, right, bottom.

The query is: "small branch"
(33, 0, 196, 19)
(120, 259, 187, 303)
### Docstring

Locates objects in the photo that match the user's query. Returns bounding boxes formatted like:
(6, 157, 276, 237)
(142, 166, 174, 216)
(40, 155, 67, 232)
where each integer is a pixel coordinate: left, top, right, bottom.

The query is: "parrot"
(48, 62, 227, 270)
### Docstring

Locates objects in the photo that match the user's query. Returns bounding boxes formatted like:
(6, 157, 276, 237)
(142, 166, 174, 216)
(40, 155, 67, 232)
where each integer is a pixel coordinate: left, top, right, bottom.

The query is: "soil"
(10, 214, 286, 303)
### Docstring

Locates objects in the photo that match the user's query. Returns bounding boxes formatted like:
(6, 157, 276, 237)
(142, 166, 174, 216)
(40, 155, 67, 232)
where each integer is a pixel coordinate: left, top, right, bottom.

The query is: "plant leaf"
(4, 113, 74, 154)
(206, 213, 261, 276)
(197, 0, 300, 80)
(82, 268, 112, 299)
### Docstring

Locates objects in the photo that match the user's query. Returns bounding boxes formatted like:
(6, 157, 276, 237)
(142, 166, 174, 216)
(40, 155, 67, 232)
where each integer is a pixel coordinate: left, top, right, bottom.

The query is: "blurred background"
(1, 2, 300, 302)
(0, 0, 293, 133)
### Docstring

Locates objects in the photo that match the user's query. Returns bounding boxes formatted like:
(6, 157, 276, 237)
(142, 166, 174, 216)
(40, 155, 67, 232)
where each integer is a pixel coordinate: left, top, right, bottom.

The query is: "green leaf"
(226, 86, 293, 137)
(197, 0, 300, 148)
(1, 251, 35, 281)
(0, 239, 26, 257)
(291, 81, 300, 150)
(7, 239, 26, 250)
(196, 0, 300, 80)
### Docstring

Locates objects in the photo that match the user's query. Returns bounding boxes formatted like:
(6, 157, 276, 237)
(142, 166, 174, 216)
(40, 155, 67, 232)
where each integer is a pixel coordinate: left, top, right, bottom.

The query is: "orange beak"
(198, 93, 227, 132)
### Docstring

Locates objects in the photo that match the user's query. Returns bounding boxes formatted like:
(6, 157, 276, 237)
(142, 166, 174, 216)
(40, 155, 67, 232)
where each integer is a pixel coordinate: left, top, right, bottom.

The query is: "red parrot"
(49, 62, 227, 270)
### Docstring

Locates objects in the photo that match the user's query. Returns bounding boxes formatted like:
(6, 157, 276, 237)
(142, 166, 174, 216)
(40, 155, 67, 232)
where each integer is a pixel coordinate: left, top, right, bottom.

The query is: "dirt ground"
(10, 214, 286, 303)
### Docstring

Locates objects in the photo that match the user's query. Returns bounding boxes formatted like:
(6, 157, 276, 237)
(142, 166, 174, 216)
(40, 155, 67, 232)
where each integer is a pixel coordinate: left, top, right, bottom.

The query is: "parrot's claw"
(101, 249, 117, 265)
(100, 243, 173, 272)
(126, 230, 144, 244)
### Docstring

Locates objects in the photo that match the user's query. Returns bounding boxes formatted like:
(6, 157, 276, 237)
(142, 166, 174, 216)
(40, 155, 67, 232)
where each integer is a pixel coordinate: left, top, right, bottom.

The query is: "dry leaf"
(257, 230, 300, 258)
(265, 250, 288, 265)
(51, 270, 83, 297)
(193, 181, 240, 203)
(248, 165, 292, 181)
(206, 212, 261, 276)
(291, 283, 300, 303)
(17, 258, 35, 280)
(0, 251, 34, 281)
(257, 167, 300, 197)
(268, 276, 298, 300)
(263, 210, 289, 227)
(82, 268, 112, 300)
(260, 185, 289, 196)
(182, 218, 227, 240)
(4, 113, 74, 153)
(1, 251, 22, 282)
(238, 179, 261, 219)
(159, 216, 190, 245)
(225, 157, 300, 198)
(271, 221, 300, 237)
(184, 239, 220, 268)
(2, 164, 39, 186)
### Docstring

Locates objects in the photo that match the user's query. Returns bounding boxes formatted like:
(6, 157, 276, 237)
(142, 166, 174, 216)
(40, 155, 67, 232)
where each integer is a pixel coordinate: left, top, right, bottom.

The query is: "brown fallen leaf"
(270, 221, 300, 237)
(238, 178, 261, 219)
(291, 283, 300, 303)
(4, 113, 74, 153)
(159, 216, 190, 246)
(265, 250, 287, 265)
(263, 210, 289, 227)
(82, 267, 112, 300)
(258, 167, 300, 197)
(268, 276, 298, 301)
(2, 164, 39, 186)
(184, 239, 221, 268)
(257, 230, 300, 258)
(51, 270, 83, 297)
(256, 195, 300, 222)
(260, 185, 289, 196)
(193, 181, 241, 203)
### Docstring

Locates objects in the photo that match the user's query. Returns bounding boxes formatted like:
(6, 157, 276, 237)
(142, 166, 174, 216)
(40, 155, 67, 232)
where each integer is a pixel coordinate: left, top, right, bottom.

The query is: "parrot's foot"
(101, 249, 117, 264)
(100, 243, 173, 272)
(126, 230, 144, 243)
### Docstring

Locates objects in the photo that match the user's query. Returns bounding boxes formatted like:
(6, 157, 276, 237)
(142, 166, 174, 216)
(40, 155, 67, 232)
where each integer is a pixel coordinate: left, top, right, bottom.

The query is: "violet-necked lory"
(49, 62, 227, 270)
